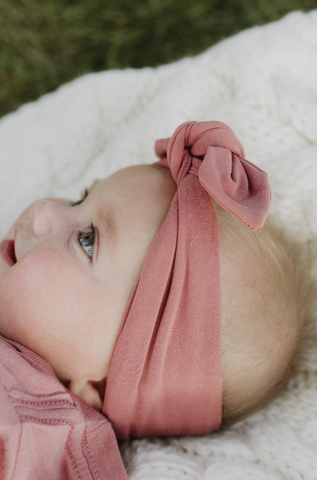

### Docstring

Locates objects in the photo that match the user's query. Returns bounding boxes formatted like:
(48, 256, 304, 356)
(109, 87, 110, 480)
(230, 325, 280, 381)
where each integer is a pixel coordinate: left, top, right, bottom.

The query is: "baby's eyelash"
(72, 188, 89, 207)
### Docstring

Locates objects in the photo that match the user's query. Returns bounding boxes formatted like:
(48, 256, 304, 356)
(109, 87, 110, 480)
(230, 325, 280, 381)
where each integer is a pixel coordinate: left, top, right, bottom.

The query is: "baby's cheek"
(0, 245, 109, 380)
(0, 249, 67, 347)
(0, 261, 34, 343)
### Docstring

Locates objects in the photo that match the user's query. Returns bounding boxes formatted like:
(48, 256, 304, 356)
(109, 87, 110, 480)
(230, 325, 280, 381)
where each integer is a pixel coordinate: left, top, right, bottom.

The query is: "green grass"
(0, 0, 316, 117)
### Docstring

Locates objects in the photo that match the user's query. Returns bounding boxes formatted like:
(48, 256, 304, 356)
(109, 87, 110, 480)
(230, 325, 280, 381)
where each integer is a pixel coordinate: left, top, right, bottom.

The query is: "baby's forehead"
(89, 165, 177, 203)
(89, 166, 153, 190)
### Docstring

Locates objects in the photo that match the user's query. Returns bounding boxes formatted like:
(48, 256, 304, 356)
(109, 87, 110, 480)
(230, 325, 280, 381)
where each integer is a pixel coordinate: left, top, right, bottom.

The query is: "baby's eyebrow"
(71, 180, 98, 206)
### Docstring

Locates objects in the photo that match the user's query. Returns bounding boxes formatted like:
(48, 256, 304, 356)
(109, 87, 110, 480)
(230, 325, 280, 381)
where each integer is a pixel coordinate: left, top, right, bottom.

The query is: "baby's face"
(0, 164, 176, 407)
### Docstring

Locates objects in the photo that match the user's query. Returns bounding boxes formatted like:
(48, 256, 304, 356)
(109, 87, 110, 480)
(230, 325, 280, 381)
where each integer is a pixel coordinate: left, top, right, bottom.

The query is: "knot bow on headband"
(155, 121, 270, 230)
(103, 121, 271, 439)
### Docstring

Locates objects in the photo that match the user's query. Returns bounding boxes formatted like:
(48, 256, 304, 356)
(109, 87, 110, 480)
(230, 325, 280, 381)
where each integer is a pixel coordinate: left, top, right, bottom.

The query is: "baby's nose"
(31, 200, 66, 239)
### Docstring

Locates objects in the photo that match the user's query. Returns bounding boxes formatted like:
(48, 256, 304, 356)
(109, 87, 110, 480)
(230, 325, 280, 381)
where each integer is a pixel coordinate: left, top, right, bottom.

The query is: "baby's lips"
(0, 239, 16, 268)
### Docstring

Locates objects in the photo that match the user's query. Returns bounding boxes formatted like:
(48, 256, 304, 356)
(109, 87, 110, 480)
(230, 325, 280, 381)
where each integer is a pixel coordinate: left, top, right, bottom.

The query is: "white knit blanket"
(1, 10, 317, 479)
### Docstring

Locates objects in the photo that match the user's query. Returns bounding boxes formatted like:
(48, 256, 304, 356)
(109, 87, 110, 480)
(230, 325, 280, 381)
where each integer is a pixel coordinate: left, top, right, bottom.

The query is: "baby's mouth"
(0, 239, 17, 266)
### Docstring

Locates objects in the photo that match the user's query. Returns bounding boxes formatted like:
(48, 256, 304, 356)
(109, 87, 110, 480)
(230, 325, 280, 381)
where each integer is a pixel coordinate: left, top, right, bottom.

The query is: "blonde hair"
(214, 202, 315, 427)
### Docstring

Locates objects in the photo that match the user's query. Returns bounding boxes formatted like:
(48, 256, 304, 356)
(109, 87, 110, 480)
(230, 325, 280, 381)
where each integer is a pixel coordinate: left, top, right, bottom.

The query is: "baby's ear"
(68, 378, 106, 411)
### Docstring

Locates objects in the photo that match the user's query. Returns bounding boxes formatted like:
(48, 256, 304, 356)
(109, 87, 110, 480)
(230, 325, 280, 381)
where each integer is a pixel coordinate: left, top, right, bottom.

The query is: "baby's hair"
(215, 202, 315, 427)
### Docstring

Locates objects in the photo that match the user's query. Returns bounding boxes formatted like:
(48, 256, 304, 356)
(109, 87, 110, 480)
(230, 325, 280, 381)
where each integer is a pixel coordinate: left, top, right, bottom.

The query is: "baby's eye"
(78, 225, 95, 259)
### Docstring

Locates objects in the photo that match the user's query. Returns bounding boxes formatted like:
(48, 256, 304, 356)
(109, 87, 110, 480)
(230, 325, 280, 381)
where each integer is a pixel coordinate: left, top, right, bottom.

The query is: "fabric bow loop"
(155, 121, 271, 230)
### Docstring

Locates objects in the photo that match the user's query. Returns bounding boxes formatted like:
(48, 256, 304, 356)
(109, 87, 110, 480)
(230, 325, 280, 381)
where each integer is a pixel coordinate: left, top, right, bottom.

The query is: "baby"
(0, 121, 310, 442)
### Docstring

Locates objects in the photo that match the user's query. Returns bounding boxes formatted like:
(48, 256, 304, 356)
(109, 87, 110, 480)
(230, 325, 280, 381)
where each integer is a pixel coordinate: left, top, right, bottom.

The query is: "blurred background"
(0, 0, 316, 118)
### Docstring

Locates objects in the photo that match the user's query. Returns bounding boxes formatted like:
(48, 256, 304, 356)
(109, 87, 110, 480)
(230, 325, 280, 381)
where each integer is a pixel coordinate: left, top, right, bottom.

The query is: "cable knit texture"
(1, 10, 317, 480)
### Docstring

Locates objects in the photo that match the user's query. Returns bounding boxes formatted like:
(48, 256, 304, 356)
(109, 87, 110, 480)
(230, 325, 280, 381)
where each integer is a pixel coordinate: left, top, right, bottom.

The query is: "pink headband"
(103, 121, 271, 440)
